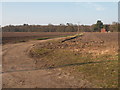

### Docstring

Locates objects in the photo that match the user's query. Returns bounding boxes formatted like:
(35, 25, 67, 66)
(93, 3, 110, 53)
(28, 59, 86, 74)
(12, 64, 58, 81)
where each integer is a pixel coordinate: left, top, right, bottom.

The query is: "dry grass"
(29, 32, 118, 88)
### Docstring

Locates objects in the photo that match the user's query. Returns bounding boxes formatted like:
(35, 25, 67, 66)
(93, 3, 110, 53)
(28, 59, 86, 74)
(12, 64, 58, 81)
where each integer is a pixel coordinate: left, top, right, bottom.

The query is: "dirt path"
(2, 37, 92, 88)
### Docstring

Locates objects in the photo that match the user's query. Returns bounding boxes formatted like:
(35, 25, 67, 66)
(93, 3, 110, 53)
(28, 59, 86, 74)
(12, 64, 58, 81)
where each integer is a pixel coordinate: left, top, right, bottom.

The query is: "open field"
(2, 32, 77, 44)
(2, 32, 119, 88)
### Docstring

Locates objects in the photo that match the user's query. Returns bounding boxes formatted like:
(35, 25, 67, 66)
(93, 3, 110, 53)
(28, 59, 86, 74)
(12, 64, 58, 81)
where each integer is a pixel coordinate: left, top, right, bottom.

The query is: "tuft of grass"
(35, 34, 78, 41)
(36, 37, 51, 40)
(15, 40, 26, 43)
(29, 48, 51, 58)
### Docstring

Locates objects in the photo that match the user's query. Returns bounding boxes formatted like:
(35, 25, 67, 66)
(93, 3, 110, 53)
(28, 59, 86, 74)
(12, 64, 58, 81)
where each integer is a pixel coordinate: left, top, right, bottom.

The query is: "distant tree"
(65, 26, 74, 32)
(23, 24, 29, 26)
(90, 24, 95, 32)
(5, 21, 119, 32)
(66, 23, 73, 26)
(60, 24, 65, 26)
(56, 24, 66, 32)
(104, 25, 109, 32)
(109, 24, 118, 32)
(81, 25, 91, 32)
(48, 23, 54, 32)
(93, 20, 104, 32)
(65, 23, 74, 32)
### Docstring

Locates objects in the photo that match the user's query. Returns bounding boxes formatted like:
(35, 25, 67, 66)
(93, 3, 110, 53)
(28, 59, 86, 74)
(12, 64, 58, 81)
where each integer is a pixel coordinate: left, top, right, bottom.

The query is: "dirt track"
(2, 37, 92, 88)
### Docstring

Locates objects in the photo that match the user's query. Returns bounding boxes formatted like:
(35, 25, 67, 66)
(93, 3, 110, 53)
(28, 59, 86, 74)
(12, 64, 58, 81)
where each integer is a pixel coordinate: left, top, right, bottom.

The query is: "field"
(2, 32, 77, 44)
(2, 32, 119, 88)
(29, 32, 118, 88)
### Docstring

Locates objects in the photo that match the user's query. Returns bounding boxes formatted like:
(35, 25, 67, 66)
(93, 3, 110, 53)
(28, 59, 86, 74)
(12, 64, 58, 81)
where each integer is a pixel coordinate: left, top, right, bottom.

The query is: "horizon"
(1, 21, 118, 27)
(1, 2, 118, 26)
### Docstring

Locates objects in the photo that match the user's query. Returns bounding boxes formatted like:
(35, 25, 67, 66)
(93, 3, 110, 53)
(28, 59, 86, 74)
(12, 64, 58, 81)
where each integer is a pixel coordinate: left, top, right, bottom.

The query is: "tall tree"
(94, 20, 104, 32)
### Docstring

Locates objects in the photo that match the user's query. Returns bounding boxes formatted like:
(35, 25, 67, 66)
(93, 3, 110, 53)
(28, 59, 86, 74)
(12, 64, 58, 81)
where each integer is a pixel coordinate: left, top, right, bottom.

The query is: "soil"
(2, 32, 76, 44)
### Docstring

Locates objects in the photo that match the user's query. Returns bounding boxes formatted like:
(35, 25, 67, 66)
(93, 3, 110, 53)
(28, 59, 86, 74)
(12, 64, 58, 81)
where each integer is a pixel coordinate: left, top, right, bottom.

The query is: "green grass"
(35, 34, 77, 40)
(36, 37, 51, 40)
(77, 58, 118, 88)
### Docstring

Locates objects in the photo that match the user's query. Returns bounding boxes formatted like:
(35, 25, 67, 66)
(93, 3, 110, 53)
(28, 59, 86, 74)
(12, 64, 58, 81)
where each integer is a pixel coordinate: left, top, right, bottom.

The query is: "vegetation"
(93, 20, 104, 32)
(36, 37, 51, 40)
(2, 20, 119, 32)
(35, 35, 70, 40)
(29, 33, 118, 88)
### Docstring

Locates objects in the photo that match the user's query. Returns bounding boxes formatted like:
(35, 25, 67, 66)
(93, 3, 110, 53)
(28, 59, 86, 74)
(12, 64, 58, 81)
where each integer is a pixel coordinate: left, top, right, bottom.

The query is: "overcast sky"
(1, 2, 118, 26)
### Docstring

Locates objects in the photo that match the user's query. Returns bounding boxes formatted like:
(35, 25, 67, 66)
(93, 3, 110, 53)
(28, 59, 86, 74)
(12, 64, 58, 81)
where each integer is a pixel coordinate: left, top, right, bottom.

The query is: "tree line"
(2, 20, 119, 32)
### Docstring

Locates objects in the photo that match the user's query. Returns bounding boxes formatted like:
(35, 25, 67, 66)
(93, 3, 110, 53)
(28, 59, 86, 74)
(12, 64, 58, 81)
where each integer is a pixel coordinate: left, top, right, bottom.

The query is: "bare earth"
(2, 37, 92, 88)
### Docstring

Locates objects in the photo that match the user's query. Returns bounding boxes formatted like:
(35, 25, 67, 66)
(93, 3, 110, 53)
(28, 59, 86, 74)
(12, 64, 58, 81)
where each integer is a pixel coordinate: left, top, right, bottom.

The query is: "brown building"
(101, 28, 106, 32)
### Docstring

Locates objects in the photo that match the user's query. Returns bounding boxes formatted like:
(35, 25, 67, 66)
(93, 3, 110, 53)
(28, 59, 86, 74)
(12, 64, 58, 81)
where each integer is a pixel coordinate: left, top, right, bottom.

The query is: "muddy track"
(2, 37, 92, 88)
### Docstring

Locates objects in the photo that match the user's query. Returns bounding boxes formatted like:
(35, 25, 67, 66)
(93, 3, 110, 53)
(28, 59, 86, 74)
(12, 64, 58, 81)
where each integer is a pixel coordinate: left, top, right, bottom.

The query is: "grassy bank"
(29, 33, 118, 88)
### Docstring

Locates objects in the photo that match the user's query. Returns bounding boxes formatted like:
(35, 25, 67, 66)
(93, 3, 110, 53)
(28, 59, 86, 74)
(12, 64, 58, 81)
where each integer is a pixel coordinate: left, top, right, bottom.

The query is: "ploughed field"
(2, 32, 77, 44)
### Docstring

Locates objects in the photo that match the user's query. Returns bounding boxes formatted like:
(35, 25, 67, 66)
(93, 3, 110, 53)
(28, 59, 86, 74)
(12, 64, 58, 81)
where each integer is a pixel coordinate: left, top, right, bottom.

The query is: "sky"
(1, 2, 118, 26)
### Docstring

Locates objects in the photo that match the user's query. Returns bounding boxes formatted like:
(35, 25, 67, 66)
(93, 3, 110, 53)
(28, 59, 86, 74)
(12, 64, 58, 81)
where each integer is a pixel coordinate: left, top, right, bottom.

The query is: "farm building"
(101, 28, 107, 32)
